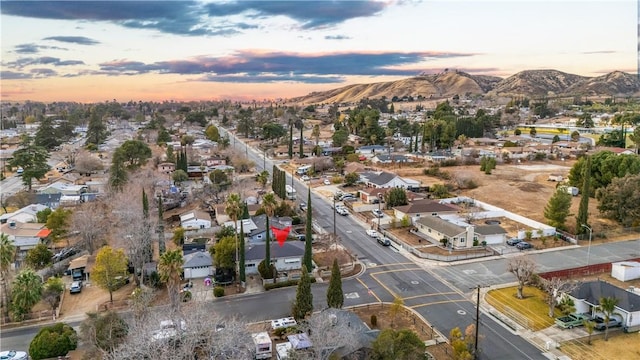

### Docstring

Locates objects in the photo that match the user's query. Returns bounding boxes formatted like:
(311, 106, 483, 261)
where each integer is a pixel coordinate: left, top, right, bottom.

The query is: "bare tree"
(540, 277, 579, 318)
(506, 255, 537, 299)
(70, 201, 109, 253)
(103, 303, 254, 360)
(107, 171, 158, 286)
(74, 150, 104, 174)
(297, 309, 361, 360)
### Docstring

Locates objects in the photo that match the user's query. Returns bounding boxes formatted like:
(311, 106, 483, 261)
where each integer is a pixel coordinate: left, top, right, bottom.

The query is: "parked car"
(69, 281, 83, 294)
(336, 207, 349, 216)
(301, 175, 310, 181)
(377, 236, 391, 246)
(594, 316, 622, 330)
(0, 351, 28, 360)
(366, 229, 378, 238)
(516, 241, 532, 250)
(323, 179, 331, 185)
(372, 209, 384, 218)
(506, 238, 522, 246)
(299, 202, 307, 211)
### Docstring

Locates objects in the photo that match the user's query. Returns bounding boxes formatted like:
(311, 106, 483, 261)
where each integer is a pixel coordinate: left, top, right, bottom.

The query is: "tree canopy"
(371, 328, 426, 360)
(92, 246, 128, 303)
(29, 322, 78, 360)
(115, 140, 152, 169)
(596, 173, 640, 226)
(543, 188, 573, 230)
(10, 135, 51, 191)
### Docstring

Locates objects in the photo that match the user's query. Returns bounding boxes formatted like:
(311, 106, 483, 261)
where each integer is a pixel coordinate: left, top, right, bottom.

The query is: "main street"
(219, 127, 547, 359)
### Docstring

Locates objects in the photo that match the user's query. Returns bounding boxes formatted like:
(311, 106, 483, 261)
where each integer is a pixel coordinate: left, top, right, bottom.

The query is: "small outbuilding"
(612, 261, 640, 282)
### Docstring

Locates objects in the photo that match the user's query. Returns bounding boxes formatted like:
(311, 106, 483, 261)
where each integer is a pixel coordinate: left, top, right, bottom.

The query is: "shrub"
(258, 260, 276, 279)
(213, 286, 225, 298)
(29, 322, 78, 360)
(147, 271, 161, 288)
(264, 278, 317, 291)
(181, 290, 192, 302)
(370, 314, 377, 327)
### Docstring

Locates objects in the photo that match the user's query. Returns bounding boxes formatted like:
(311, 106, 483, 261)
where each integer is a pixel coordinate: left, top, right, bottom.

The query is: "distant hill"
(291, 69, 640, 104)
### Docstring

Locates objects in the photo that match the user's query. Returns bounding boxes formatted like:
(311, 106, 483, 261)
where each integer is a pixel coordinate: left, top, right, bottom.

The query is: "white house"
(180, 210, 212, 230)
(244, 241, 305, 275)
(360, 171, 420, 190)
(356, 145, 386, 158)
(415, 216, 474, 249)
(567, 280, 640, 332)
(182, 251, 213, 279)
(0, 204, 49, 224)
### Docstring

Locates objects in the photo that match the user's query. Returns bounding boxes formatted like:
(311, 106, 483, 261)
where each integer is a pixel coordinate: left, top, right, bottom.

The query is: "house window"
(256, 234, 262, 240)
(246, 263, 256, 267)
(432, 213, 437, 216)
(428, 229, 431, 233)
(416, 214, 421, 217)
(460, 238, 465, 243)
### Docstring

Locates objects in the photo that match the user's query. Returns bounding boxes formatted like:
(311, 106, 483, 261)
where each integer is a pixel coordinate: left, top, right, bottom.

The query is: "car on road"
(339, 193, 355, 201)
(336, 207, 349, 216)
(301, 175, 310, 181)
(372, 209, 384, 218)
(0, 350, 28, 360)
(323, 179, 331, 185)
(299, 202, 307, 211)
(366, 229, 378, 238)
(516, 241, 532, 250)
(594, 316, 622, 331)
(506, 238, 522, 246)
(377, 236, 391, 246)
(69, 280, 83, 294)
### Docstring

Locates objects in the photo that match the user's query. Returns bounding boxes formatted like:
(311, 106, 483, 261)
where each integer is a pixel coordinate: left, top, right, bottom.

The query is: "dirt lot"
(58, 279, 136, 319)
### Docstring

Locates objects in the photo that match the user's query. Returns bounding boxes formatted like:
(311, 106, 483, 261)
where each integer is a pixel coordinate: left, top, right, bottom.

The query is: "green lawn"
(486, 286, 560, 331)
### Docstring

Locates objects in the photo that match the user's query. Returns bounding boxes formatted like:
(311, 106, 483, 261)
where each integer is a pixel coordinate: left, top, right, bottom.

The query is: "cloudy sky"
(1, 0, 636, 103)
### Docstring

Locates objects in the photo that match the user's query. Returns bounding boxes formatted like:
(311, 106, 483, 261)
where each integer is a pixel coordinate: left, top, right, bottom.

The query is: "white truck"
(252, 331, 273, 359)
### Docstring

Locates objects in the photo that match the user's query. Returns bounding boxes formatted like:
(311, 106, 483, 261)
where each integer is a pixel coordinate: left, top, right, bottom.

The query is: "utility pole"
(472, 285, 488, 359)
(333, 197, 336, 237)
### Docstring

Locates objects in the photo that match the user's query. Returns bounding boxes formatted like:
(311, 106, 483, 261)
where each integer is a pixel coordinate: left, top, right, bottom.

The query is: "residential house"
(567, 280, 640, 331)
(203, 156, 227, 167)
(415, 216, 474, 249)
(360, 171, 420, 190)
(371, 154, 412, 164)
(32, 194, 61, 209)
(245, 215, 291, 244)
(38, 182, 88, 196)
(359, 188, 388, 204)
(182, 250, 214, 279)
(180, 210, 212, 230)
(215, 204, 260, 226)
(321, 147, 342, 156)
(392, 200, 458, 223)
(244, 241, 305, 275)
(158, 162, 175, 174)
(424, 151, 457, 163)
(1, 221, 50, 262)
(0, 204, 49, 224)
(356, 145, 386, 158)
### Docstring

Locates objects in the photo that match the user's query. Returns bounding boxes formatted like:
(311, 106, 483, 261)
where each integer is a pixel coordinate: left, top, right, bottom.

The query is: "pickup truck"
(594, 316, 622, 331)
(555, 313, 590, 329)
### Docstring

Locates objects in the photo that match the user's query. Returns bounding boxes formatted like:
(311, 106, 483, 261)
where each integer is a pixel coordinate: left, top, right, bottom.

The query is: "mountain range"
(292, 69, 640, 104)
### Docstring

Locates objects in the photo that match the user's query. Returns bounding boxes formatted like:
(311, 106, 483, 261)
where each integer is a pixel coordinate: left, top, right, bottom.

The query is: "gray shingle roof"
(570, 280, 640, 313)
(245, 241, 305, 261)
(474, 225, 507, 235)
(416, 216, 466, 237)
(182, 251, 212, 268)
(366, 171, 397, 186)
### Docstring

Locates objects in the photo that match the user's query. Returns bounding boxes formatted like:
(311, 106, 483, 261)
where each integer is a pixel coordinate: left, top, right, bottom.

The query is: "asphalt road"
(219, 127, 546, 359)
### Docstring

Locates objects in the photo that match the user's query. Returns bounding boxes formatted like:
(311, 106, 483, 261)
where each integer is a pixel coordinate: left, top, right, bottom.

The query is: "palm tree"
(311, 124, 320, 145)
(158, 249, 184, 311)
(225, 192, 242, 276)
(11, 268, 43, 321)
(598, 296, 620, 341)
(0, 233, 16, 317)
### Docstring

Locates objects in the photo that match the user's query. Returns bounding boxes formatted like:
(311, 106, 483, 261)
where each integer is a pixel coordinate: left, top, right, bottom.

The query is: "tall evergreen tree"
(288, 122, 293, 159)
(34, 117, 61, 150)
(141, 189, 152, 263)
(326, 259, 344, 308)
(544, 188, 573, 230)
(10, 135, 50, 191)
(157, 196, 166, 255)
(108, 151, 128, 192)
(85, 109, 108, 146)
(303, 188, 313, 272)
(292, 264, 313, 320)
(299, 123, 304, 158)
(576, 156, 591, 234)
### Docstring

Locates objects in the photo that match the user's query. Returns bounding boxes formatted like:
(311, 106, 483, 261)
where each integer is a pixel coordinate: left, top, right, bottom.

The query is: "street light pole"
(377, 194, 382, 231)
(581, 224, 593, 266)
(475, 286, 480, 359)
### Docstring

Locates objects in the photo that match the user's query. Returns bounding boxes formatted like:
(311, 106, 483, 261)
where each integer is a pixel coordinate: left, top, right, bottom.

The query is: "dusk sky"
(1, 1, 637, 103)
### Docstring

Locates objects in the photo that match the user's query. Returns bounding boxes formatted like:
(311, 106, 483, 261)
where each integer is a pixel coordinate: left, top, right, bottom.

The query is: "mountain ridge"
(291, 69, 640, 104)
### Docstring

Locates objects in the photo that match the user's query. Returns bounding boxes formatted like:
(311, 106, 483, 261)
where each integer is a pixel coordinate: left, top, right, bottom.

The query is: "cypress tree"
(157, 196, 166, 255)
(576, 156, 592, 234)
(288, 122, 293, 159)
(299, 123, 304, 158)
(326, 258, 344, 308)
(292, 264, 313, 320)
(303, 188, 313, 272)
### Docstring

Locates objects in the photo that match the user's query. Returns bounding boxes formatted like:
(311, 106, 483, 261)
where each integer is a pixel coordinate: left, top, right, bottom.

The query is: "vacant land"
(485, 286, 558, 331)
(560, 333, 640, 360)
